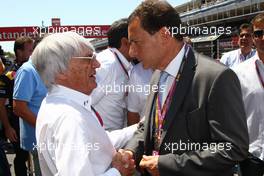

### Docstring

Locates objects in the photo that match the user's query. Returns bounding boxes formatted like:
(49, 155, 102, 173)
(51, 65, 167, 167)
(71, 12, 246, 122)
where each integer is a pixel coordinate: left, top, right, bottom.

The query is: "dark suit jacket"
(125, 47, 249, 176)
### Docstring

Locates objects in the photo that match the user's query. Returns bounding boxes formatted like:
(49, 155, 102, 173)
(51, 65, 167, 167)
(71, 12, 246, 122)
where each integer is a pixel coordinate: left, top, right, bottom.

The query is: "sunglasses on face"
(253, 30, 264, 38)
(239, 33, 252, 38)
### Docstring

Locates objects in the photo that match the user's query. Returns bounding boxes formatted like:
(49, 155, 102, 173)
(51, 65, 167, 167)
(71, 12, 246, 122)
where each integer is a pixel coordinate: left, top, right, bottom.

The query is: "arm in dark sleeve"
(125, 120, 146, 165)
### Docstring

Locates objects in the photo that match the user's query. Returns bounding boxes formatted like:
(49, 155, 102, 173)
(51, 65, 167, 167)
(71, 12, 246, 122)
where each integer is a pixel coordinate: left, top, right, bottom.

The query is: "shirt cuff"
(127, 107, 139, 113)
(107, 168, 121, 176)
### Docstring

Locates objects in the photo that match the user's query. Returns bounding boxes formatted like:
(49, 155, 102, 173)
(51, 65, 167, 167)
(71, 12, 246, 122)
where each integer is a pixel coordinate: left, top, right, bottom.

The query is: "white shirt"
(36, 85, 137, 176)
(91, 48, 133, 130)
(220, 49, 256, 69)
(160, 44, 186, 106)
(233, 54, 264, 160)
(127, 63, 153, 118)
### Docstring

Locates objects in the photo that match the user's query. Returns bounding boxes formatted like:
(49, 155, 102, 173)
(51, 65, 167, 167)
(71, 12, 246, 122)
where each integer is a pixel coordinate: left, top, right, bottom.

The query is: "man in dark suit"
(119, 0, 249, 175)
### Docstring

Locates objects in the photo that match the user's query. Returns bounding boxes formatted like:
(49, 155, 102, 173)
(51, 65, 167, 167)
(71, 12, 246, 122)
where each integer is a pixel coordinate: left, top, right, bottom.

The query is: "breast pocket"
(186, 107, 208, 142)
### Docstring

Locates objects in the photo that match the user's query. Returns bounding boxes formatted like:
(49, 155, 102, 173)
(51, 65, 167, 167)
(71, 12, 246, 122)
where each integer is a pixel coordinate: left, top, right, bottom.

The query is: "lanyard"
(91, 106, 104, 127)
(255, 60, 264, 88)
(155, 79, 177, 136)
(153, 44, 190, 155)
(110, 49, 129, 78)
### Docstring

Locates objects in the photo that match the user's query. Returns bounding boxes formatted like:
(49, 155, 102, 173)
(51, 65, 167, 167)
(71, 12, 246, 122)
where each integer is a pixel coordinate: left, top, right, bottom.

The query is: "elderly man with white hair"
(33, 32, 136, 176)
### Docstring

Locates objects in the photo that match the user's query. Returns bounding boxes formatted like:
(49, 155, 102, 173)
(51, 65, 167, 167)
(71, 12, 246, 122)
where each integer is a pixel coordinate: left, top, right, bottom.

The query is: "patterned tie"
(158, 71, 169, 106)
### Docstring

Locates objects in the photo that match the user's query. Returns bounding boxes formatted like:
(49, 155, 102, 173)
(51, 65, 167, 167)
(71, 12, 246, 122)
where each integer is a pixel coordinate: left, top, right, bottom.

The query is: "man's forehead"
(24, 42, 33, 48)
(253, 20, 264, 30)
(128, 18, 144, 39)
(240, 28, 252, 33)
(254, 23, 264, 30)
(128, 17, 141, 29)
(80, 49, 94, 57)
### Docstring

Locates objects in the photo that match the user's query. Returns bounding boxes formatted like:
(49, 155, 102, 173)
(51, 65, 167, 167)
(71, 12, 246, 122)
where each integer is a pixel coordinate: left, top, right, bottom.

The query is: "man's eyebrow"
(129, 39, 138, 42)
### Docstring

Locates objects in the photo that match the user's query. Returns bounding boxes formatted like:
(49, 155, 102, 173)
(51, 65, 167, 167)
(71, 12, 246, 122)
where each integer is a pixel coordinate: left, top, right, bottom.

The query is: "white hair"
(31, 32, 94, 89)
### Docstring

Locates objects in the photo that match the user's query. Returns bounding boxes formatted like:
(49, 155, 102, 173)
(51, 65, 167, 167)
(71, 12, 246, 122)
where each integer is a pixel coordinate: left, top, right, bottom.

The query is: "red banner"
(0, 25, 110, 41)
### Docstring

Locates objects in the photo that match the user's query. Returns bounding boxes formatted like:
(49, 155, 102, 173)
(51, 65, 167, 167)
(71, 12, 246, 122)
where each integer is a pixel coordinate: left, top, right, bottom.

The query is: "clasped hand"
(112, 149, 135, 176)
(113, 149, 160, 176)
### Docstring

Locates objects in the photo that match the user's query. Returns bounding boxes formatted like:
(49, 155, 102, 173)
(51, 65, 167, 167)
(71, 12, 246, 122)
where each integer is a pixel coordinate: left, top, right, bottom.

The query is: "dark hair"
(238, 23, 253, 34)
(251, 13, 264, 26)
(14, 36, 33, 57)
(33, 34, 48, 49)
(107, 18, 128, 48)
(128, 0, 182, 41)
(0, 45, 4, 56)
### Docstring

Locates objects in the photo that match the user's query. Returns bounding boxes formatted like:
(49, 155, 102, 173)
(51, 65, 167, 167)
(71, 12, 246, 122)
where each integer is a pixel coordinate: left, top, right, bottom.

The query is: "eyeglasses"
(239, 33, 252, 38)
(73, 53, 96, 60)
(253, 30, 264, 38)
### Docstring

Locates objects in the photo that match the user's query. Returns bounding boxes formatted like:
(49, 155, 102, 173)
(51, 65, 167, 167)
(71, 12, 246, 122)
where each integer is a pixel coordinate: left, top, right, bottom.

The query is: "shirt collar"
(110, 48, 133, 72)
(238, 49, 256, 60)
(164, 44, 185, 77)
(49, 85, 92, 112)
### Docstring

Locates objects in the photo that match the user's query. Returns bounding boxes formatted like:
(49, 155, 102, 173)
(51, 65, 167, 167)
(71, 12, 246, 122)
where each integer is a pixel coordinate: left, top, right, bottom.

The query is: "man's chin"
(92, 83, 97, 90)
(142, 63, 151, 69)
(86, 82, 97, 93)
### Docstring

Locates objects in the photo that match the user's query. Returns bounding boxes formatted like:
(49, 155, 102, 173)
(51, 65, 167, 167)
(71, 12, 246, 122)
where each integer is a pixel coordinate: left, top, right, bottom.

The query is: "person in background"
(0, 46, 6, 74)
(234, 13, 264, 176)
(0, 139, 11, 176)
(91, 18, 134, 130)
(0, 36, 34, 176)
(220, 23, 256, 68)
(0, 58, 5, 75)
(127, 62, 153, 126)
(13, 36, 47, 176)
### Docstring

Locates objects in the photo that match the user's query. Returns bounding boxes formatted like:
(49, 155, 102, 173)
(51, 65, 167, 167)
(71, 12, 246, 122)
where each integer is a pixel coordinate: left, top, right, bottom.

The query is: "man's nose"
(129, 45, 137, 58)
(93, 58, 100, 69)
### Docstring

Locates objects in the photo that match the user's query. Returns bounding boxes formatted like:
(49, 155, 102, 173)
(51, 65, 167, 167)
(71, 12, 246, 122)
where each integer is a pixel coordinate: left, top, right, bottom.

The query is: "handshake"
(112, 149, 159, 176)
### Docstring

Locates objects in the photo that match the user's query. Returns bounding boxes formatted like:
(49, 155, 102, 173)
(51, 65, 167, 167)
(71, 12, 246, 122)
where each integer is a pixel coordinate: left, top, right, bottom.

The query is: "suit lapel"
(160, 48, 197, 144)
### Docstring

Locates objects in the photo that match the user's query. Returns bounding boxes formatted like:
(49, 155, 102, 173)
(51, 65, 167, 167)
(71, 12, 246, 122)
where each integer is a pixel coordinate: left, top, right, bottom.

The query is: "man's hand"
(139, 155, 159, 176)
(13, 100, 36, 127)
(112, 149, 135, 176)
(118, 149, 134, 168)
(5, 126, 17, 142)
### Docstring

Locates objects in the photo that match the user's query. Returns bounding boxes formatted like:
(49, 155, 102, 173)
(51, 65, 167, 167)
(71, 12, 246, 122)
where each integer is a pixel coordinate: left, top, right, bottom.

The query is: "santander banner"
(0, 25, 110, 41)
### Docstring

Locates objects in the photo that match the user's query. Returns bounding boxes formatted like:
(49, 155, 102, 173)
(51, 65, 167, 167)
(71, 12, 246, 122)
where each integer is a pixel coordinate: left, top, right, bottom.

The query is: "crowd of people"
(0, 0, 263, 175)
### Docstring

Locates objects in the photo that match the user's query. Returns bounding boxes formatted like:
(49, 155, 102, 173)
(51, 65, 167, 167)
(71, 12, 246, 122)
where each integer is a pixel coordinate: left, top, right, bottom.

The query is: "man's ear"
(159, 27, 171, 41)
(120, 37, 130, 48)
(55, 72, 68, 82)
(119, 37, 131, 59)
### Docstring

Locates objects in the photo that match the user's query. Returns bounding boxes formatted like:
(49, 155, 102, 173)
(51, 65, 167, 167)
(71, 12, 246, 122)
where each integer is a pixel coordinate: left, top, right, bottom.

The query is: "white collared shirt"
(220, 48, 256, 69)
(36, 85, 136, 176)
(233, 54, 264, 160)
(160, 44, 185, 106)
(127, 63, 153, 117)
(91, 48, 133, 130)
